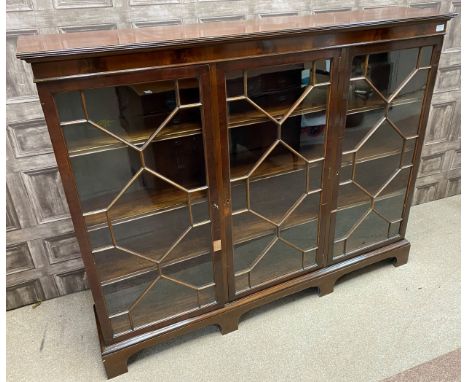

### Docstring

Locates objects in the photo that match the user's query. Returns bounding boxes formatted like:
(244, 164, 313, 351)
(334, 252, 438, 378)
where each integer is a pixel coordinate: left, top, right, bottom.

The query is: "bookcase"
(17, 7, 454, 378)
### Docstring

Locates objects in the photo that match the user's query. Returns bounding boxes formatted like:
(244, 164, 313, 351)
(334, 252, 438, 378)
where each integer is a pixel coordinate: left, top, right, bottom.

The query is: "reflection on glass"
(333, 46, 433, 259)
(250, 168, 306, 224)
(281, 110, 327, 161)
(69, 146, 141, 213)
(341, 210, 390, 254)
(367, 48, 419, 98)
(354, 155, 402, 196)
(144, 136, 206, 190)
(54, 77, 216, 335)
(419, 46, 433, 67)
(227, 59, 331, 293)
(387, 101, 423, 138)
(347, 79, 386, 112)
(227, 61, 330, 128)
(393, 69, 429, 102)
(56, 79, 202, 155)
(351, 55, 366, 78)
(229, 122, 277, 179)
(103, 263, 216, 334)
(248, 239, 303, 287)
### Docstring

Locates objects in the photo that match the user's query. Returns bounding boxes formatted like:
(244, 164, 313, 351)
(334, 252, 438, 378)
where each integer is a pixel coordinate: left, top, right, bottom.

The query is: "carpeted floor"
(6, 195, 460, 382)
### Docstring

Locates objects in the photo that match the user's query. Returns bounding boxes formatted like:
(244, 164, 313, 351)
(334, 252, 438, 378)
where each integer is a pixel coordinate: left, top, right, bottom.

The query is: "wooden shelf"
(234, 250, 316, 295)
(129, 78, 199, 96)
(93, 206, 317, 294)
(65, 84, 329, 158)
(95, 232, 212, 287)
(232, 210, 317, 247)
(67, 120, 201, 158)
(84, 186, 207, 228)
(67, 88, 420, 159)
(347, 92, 423, 115)
(232, 175, 320, 246)
(93, 180, 318, 288)
(104, 266, 216, 335)
(228, 88, 328, 129)
(341, 137, 415, 166)
(87, 130, 410, 285)
(338, 187, 406, 213)
(230, 149, 323, 182)
(232, 154, 408, 248)
(336, 169, 409, 212)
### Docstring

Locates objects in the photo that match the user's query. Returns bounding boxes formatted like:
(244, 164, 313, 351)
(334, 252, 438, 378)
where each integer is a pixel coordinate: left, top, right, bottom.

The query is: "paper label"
(436, 24, 445, 32)
(213, 240, 222, 252)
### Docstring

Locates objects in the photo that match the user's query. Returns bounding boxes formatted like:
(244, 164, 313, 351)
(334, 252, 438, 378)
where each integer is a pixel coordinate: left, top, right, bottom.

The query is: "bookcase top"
(17, 7, 454, 62)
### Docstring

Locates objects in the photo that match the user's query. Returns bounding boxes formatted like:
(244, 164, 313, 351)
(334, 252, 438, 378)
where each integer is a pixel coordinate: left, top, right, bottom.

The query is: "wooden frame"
(325, 35, 444, 266)
(215, 48, 341, 300)
(37, 64, 229, 345)
(17, 7, 455, 379)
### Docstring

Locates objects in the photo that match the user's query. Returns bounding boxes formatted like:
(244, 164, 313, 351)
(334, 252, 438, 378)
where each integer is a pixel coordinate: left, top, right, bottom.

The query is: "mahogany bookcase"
(17, 7, 455, 379)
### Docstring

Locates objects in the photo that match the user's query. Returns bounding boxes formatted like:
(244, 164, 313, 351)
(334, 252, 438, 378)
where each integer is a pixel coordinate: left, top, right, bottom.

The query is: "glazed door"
(47, 66, 224, 340)
(330, 39, 440, 263)
(219, 50, 340, 299)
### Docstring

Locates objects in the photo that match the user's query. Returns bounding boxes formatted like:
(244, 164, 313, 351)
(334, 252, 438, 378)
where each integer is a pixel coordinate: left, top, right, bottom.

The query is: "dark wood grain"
(28, 22, 449, 82)
(18, 8, 454, 379)
(99, 239, 410, 378)
(399, 38, 444, 236)
(17, 7, 452, 62)
(36, 85, 114, 343)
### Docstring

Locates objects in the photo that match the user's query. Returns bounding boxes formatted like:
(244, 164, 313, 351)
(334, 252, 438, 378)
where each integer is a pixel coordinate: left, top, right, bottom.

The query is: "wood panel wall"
(6, 0, 461, 310)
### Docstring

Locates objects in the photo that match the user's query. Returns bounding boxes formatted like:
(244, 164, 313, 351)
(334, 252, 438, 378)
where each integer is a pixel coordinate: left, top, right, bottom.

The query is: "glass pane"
(129, 277, 203, 328)
(387, 101, 422, 139)
(234, 234, 274, 292)
(231, 179, 247, 213)
(109, 209, 189, 263)
(54, 76, 216, 336)
(101, 270, 155, 320)
(227, 63, 329, 128)
(281, 108, 327, 162)
(94, 248, 156, 283)
(367, 48, 419, 98)
(308, 161, 323, 191)
(229, 122, 277, 180)
(250, 171, 307, 225)
(351, 55, 366, 78)
(354, 155, 401, 196)
(393, 68, 429, 102)
(342, 108, 385, 153)
(58, 80, 202, 154)
(249, 239, 303, 287)
(281, 219, 318, 252)
(419, 46, 433, 67)
(69, 146, 140, 214)
(347, 79, 386, 113)
(374, 193, 406, 222)
(144, 137, 206, 190)
(334, 46, 431, 259)
(401, 140, 416, 167)
(227, 58, 331, 293)
(345, 211, 389, 252)
(334, 202, 371, 240)
(55, 91, 84, 122)
(389, 222, 401, 237)
(232, 211, 276, 245)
